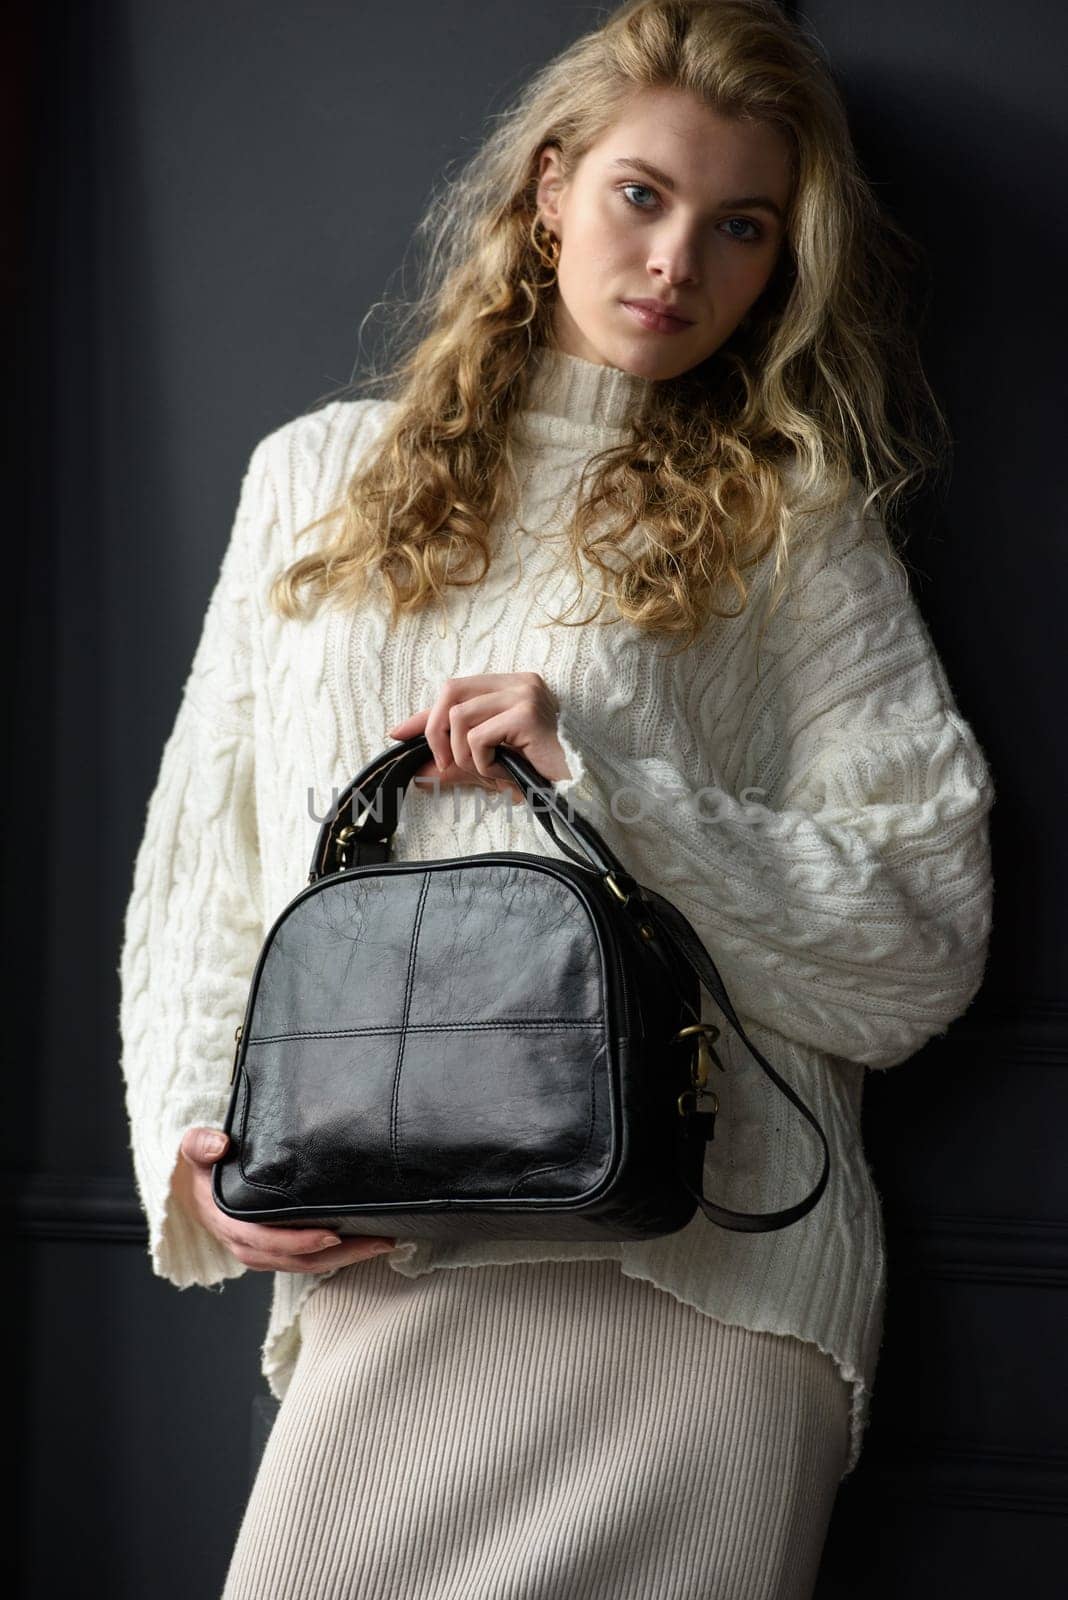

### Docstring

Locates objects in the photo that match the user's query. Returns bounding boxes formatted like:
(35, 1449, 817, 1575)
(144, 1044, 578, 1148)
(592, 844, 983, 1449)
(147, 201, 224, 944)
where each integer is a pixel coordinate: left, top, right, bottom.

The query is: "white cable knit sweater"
(117, 345, 994, 1479)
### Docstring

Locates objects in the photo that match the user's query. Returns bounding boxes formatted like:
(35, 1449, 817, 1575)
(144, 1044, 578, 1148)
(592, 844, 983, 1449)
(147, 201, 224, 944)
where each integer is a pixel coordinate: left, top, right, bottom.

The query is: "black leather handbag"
(212, 735, 829, 1240)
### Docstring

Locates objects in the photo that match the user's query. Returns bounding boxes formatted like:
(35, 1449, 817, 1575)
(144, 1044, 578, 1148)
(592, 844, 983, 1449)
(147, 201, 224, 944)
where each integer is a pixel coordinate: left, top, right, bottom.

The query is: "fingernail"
(202, 1133, 226, 1158)
(316, 1235, 341, 1250)
(370, 1242, 394, 1255)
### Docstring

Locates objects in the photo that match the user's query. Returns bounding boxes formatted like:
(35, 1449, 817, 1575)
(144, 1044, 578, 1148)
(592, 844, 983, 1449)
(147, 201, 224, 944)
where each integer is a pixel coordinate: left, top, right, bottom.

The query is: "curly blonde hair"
(268, 0, 949, 654)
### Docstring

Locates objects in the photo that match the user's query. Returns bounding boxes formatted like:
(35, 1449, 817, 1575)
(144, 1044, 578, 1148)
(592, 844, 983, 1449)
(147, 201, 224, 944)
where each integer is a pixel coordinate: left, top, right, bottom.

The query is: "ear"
(535, 143, 566, 230)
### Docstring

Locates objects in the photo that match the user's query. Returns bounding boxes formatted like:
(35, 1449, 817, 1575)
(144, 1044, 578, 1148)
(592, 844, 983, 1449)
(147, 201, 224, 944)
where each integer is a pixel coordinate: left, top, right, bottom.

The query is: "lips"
(621, 300, 694, 334)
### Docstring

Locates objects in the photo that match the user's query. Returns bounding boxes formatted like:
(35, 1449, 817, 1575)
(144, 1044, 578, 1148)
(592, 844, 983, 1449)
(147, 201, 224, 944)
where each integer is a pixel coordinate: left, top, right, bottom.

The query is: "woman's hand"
(386, 671, 573, 801)
(171, 1128, 397, 1273)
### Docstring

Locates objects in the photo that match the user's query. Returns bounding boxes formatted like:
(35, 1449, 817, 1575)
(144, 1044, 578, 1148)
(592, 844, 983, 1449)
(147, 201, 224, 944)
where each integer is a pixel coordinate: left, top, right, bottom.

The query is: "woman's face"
(535, 85, 793, 381)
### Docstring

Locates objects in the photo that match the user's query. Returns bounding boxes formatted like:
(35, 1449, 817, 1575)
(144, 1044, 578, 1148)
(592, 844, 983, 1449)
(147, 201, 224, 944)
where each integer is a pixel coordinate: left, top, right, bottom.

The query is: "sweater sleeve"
(552, 492, 995, 1071)
(117, 436, 277, 1290)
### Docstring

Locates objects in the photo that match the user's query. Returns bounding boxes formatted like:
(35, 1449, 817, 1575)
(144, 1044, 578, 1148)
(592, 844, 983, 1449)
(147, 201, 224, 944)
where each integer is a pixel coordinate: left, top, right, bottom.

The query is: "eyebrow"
(607, 157, 785, 223)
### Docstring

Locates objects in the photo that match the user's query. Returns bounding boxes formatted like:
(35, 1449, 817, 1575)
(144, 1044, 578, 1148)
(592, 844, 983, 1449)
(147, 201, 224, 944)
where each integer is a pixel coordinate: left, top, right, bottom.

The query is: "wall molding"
(5, 1175, 1068, 1290)
(859, 1442, 1068, 1517)
(924, 998, 1068, 1068)
(5, 1173, 145, 1241)
(889, 1213, 1068, 1288)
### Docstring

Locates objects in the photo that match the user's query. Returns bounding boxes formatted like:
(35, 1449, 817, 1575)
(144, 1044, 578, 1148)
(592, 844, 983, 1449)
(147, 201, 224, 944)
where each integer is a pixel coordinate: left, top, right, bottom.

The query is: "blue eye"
(620, 182, 658, 210)
(721, 216, 762, 243)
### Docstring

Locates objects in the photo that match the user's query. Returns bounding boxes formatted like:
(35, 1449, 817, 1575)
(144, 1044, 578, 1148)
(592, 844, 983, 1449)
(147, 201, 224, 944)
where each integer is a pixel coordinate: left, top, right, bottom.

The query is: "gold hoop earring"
(530, 216, 561, 278)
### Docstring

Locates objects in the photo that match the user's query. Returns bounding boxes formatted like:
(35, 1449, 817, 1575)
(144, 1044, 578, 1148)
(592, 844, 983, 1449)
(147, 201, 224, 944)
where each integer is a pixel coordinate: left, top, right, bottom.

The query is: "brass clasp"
(677, 1087, 720, 1118)
(334, 823, 359, 871)
(672, 1022, 724, 1091)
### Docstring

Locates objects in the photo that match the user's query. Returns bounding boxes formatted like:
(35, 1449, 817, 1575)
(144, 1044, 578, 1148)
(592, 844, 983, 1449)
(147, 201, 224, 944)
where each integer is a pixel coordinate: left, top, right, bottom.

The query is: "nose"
(646, 225, 700, 288)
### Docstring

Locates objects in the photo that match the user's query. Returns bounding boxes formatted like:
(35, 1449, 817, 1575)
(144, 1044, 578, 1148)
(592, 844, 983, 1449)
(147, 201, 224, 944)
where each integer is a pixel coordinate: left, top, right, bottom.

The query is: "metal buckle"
(334, 823, 360, 871)
(672, 1022, 724, 1090)
(677, 1087, 720, 1118)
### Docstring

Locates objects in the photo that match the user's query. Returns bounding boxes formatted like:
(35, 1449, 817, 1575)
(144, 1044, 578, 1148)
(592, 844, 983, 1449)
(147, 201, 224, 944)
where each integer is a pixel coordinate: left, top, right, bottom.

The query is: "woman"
(118, 2, 994, 1595)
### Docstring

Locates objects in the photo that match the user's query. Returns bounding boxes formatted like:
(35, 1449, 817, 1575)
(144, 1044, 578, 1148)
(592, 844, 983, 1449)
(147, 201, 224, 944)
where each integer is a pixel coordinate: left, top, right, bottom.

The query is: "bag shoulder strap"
(632, 883, 832, 1234)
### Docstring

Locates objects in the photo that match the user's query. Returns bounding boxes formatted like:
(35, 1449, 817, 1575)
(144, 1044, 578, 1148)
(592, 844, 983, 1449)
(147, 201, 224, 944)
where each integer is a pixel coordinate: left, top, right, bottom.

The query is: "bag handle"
(307, 733, 628, 884)
(308, 735, 830, 1234)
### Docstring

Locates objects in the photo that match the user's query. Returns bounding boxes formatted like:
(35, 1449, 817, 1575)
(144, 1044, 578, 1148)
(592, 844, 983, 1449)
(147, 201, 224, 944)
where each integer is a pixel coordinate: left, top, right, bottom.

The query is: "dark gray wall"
(8, 1, 1065, 1594)
(798, 0, 1068, 1586)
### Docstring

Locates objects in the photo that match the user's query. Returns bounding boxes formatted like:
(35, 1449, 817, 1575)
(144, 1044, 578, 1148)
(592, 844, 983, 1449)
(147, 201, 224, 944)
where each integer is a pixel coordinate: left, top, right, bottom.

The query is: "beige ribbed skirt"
(222, 1256, 851, 1600)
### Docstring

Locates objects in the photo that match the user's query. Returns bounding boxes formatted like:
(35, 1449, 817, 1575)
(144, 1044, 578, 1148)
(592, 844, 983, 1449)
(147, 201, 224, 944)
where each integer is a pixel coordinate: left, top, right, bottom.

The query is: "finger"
(306, 1237, 397, 1268)
(386, 710, 455, 783)
(386, 710, 427, 739)
(422, 712, 453, 774)
(180, 1127, 229, 1167)
(464, 705, 538, 783)
(221, 1220, 347, 1256)
(230, 1237, 396, 1273)
(443, 692, 516, 777)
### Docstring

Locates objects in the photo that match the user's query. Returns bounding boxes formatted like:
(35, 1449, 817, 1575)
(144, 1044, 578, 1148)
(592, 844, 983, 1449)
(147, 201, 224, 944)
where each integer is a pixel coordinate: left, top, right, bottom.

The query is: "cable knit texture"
(117, 345, 995, 1480)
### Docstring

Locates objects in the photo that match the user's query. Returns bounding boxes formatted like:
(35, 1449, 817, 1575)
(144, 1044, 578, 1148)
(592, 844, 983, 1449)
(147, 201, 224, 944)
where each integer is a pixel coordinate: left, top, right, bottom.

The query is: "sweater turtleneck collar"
(520, 343, 654, 436)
